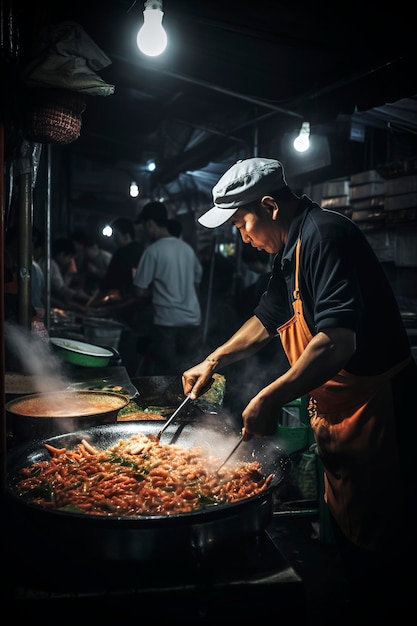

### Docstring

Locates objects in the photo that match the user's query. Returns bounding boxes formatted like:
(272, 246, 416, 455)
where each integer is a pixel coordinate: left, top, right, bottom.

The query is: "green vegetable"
(106, 452, 148, 476)
(20, 480, 54, 501)
(195, 373, 226, 411)
(60, 504, 85, 513)
(117, 400, 143, 416)
(197, 493, 220, 507)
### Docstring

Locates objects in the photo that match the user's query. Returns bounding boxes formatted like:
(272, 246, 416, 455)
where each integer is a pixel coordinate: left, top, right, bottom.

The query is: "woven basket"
(24, 88, 86, 145)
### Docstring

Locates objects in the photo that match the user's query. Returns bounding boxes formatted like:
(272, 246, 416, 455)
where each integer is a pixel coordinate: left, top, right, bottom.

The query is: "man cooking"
(182, 157, 417, 621)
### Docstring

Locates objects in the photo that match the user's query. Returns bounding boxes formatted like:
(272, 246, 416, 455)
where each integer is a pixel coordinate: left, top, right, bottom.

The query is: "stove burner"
(9, 530, 306, 623)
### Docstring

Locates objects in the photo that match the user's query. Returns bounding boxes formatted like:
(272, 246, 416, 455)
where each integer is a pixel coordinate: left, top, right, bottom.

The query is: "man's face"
(56, 251, 73, 270)
(144, 220, 158, 242)
(231, 201, 282, 254)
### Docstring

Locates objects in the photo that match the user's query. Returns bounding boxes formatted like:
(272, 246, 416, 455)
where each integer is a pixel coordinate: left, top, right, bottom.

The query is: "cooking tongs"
(216, 435, 245, 473)
(156, 395, 192, 441)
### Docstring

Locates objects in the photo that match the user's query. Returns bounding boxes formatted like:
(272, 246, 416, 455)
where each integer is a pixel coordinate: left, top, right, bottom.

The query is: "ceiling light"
(129, 181, 140, 197)
(137, 0, 167, 57)
(293, 122, 311, 153)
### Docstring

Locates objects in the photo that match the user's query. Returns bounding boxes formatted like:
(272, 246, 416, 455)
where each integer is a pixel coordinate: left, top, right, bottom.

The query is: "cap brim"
(198, 206, 238, 228)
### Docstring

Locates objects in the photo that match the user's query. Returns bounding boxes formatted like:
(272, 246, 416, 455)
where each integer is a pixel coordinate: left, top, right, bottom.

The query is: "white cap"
(198, 157, 287, 228)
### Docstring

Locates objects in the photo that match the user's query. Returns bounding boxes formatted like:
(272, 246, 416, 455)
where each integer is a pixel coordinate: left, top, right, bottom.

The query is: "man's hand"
(182, 359, 217, 400)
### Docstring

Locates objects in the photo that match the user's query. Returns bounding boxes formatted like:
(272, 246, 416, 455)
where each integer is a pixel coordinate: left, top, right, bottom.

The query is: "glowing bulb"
(137, 1, 167, 57)
(293, 122, 310, 153)
(130, 181, 140, 198)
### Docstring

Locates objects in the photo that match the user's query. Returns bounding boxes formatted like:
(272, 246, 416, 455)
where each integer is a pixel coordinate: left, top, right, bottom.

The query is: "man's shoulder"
(149, 236, 199, 260)
(152, 236, 184, 250)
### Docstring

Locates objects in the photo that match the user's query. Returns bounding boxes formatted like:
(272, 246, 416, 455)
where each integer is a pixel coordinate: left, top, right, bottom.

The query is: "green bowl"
(50, 338, 113, 368)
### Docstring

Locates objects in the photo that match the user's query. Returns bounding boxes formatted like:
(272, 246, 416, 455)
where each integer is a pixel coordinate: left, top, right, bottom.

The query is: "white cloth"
(133, 237, 202, 327)
(22, 22, 115, 96)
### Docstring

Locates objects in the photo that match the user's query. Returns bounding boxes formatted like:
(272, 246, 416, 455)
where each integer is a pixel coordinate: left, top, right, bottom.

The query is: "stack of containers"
(384, 167, 417, 225)
(277, 398, 334, 542)
(320, 177, 351, 217)
(349, 170, 386, 231)
(277, 396, 314, 455)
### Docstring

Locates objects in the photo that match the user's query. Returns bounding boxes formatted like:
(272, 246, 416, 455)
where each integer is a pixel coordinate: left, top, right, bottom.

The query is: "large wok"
(5, 419, 291, 568)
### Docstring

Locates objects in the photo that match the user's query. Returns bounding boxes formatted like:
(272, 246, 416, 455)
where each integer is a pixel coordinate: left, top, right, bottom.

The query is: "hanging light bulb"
(130, 181, 140, 198)
(137, 0, 167, 57)
(293, 122, 311, 153)
(102, 224, 113, 238)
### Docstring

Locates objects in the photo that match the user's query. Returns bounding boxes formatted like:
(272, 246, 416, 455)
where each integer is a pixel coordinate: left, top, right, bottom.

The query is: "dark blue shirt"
(255, 195, 410, 375)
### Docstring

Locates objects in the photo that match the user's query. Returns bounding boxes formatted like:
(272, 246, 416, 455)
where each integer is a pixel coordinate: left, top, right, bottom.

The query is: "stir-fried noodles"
(15, 433, 273, 516)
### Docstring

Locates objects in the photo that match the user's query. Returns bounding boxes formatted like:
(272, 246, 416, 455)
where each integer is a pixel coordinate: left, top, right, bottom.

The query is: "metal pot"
(83, 316, 125, 350)
(6, 390, 130, 443)
(5, 420, 291, 563)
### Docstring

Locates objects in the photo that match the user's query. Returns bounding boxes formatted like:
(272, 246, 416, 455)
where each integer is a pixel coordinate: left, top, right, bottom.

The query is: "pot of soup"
(5, 390, 130, 443)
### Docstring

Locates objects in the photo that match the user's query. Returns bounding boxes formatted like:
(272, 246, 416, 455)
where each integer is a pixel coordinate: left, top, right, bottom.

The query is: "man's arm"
(133, 285, 152, 300)
(182, 315, 272, 399)
(242, 326, 356, 437)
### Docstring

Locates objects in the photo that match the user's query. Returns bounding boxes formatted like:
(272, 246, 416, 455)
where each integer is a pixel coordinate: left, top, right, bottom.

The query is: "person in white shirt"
(133, 201, 203, 375)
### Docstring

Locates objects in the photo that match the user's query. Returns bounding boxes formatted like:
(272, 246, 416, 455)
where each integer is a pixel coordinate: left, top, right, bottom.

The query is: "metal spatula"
(156, 395, 192, 441)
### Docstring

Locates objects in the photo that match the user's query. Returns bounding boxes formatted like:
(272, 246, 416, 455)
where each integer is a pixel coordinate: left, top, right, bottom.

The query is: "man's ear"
(261, 195, 279, 219)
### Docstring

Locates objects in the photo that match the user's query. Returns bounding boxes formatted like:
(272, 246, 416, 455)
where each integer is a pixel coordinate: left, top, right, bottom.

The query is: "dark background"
(2, 0, 417, 229)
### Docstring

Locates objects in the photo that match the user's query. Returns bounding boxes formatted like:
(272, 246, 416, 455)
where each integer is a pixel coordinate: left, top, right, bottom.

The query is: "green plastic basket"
(277, 424, 313, 454)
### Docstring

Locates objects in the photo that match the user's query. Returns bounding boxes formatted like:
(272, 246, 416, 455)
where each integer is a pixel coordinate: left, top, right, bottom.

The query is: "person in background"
(133, 201, 203, 375)
(88, 217, 143, 308)
(69, 229, 87, 274)
(182, 157, 417, 622)
(167, 218, 182, 238)
(32, 225, 45, 266)
(39, 237, 89, 310)
(78, 235, 112, 295)
(85, 217, 147, 375)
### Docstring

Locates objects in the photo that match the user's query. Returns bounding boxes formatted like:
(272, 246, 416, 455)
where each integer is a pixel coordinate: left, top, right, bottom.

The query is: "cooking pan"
(5, 419, 291, 566)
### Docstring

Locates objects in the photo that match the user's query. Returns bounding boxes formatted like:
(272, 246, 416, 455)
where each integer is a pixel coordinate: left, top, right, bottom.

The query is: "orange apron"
(277, 239, 410, 550)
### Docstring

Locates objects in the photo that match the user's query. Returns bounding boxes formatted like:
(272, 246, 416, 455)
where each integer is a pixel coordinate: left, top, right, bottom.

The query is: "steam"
(188, 410, 245, 466)
(5, 321, 69, 392)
